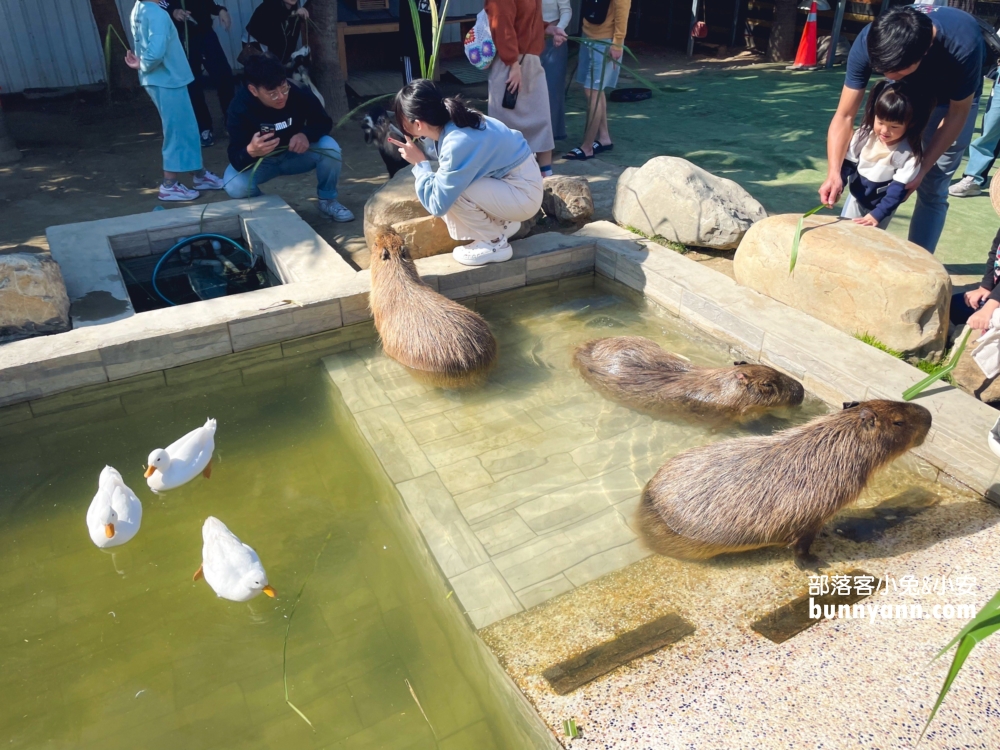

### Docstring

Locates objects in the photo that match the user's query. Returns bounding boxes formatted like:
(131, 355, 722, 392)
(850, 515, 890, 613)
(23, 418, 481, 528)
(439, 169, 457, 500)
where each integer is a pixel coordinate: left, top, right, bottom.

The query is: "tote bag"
(463, 10, 496, 70)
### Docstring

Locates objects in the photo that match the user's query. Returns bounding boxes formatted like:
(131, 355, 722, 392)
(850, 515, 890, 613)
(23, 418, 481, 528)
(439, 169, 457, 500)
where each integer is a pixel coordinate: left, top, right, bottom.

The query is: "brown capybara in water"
(574, 336, 804, 419)
(369, 226, 497, 384)
(637, 400, 932, 570)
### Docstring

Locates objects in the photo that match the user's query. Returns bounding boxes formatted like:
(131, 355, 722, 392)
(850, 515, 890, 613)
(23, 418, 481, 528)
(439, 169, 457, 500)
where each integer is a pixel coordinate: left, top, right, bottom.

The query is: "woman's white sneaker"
(192, 171, 224, 190)
(318, 199, 355, 222)
(158, 182, 200, 201)
(452, 239, 513, 266)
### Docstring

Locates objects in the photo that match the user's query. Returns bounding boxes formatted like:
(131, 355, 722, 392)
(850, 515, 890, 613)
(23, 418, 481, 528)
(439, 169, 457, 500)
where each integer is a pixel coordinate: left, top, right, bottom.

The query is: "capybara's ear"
(735, 371, 747, 381)
(733, 361, 748, 366)
(843, 401, 860, 410)
(859, 407, 876, 428)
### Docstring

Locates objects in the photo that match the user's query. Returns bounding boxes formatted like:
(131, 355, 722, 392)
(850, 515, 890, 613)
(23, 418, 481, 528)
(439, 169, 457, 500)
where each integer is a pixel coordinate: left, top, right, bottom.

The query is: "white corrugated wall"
(0, 0, 106, 94)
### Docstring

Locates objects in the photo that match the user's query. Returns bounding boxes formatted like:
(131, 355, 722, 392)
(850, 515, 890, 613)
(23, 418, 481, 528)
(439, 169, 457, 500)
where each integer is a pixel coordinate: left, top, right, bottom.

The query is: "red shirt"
(485, 0, 544, 66)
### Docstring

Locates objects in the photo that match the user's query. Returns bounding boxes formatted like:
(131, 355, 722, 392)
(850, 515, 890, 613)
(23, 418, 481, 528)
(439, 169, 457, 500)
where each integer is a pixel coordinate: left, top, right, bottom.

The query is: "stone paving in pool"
(322, 277, 827, 628)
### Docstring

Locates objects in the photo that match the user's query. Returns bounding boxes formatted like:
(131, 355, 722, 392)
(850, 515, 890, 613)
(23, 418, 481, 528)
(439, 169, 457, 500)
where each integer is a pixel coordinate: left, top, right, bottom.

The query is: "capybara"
(369, 226, 497, 384)
(637, 400, 932, 570)
(574, 336, 804, 419)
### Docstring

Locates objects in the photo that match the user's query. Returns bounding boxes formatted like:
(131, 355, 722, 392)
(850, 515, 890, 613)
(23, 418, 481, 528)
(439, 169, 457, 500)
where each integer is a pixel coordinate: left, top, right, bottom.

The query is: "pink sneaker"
(158, 182, 200, 202)
(193, 170, 224, 191)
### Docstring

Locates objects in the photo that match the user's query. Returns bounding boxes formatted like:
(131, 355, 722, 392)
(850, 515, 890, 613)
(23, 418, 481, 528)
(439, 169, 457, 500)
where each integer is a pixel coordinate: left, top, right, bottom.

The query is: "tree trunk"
(767, 0, 799, 62)
(90, 0, 138, 91)
(309, 0, 350, 121)
(0, 101, 21, 165)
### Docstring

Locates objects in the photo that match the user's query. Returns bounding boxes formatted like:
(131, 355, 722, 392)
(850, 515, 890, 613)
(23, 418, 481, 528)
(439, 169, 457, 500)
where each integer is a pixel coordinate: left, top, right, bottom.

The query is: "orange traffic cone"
(790, 1, 818, 69)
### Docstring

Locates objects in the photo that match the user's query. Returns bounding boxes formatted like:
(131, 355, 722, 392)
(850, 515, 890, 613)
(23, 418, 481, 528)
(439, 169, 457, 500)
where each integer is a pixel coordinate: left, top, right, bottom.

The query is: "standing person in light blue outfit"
(390, 80, 543, 267)
(950, 74, 1000, 197)
(126, 0, 224, 201)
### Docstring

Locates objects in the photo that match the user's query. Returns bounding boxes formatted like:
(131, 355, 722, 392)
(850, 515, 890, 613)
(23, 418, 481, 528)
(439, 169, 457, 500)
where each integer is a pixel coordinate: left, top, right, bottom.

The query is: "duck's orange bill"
(105, 523, 115, 538)
(144, 465, 156, 478)
(262, 585, 277, 598)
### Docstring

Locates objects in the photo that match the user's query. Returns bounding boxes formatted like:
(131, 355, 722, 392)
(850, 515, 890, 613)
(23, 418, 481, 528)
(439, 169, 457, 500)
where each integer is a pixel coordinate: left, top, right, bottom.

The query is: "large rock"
(542, 175, 593, 223)
(953, 327, 1000, 405)
(734, 215, 951, 358)
(0, 252, 71, 343)
(612, 156, 767, 249)
(363, 166, 462, 259)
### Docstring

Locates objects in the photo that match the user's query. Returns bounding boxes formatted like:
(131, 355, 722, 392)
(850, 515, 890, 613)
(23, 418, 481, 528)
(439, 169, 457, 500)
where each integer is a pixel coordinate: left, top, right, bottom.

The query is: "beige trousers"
(443, 158, 544, 243)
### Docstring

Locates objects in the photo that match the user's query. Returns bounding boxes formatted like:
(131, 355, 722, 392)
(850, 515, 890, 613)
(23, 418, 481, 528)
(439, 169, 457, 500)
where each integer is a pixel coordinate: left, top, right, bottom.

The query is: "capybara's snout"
(898, 402, 932, 448)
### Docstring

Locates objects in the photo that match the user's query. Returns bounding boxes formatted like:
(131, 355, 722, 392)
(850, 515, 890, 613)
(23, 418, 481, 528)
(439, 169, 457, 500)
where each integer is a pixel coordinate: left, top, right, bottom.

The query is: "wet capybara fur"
(369, 227, 497, 384)
(637, 400, 932, 570)
(574, 336, 804, 419)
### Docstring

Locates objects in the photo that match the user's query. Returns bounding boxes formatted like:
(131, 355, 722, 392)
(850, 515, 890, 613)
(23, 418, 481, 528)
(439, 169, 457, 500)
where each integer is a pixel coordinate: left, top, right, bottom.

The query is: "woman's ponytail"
(395, 79, 485, 133)
(443, 96, 484, 130)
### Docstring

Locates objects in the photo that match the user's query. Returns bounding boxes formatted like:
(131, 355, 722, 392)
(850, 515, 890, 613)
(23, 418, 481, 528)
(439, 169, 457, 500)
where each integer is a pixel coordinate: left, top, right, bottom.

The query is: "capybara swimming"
(637, 400, 932, 570)
(369, 226, 497, 384)
(574, 336, 804, 419)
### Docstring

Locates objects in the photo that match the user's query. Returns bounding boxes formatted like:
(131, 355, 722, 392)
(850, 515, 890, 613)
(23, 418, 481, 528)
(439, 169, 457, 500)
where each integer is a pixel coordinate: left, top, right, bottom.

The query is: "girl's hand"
(853, 214, 879, 227)
(965, 286, 992, 309)
(124, 50, 140, 70)
(506, 61, 522, 94)
(296, 7, 309, 18)
(388, 135, 427, 165)
(218, 8, 232, 31)
(553, 27, 568, 47)
(969, 299, 1000, 331)
(610, 45, 624, 61)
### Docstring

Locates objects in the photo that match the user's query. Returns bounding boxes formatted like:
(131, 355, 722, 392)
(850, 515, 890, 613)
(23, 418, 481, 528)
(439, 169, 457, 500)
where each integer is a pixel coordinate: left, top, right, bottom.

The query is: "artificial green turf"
(563, 64, 997, 275)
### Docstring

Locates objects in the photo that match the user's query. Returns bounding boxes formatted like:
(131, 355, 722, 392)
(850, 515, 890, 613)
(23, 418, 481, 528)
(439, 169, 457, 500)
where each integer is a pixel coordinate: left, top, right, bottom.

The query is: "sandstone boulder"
(953, 327, 1000, 405)
(542, 175, 594, 223)
(363, 166, 461, 259)
(612, 156, 767, 249)
(0, 252, 71, 343)
(734, 215, 951, 358)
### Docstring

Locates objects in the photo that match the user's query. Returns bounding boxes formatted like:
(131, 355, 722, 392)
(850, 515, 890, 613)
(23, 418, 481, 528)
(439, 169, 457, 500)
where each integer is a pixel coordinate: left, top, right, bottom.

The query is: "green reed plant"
(920, 589, 1000, 741)
(902, 327, 972, 401)
(789, 203, 827, 272)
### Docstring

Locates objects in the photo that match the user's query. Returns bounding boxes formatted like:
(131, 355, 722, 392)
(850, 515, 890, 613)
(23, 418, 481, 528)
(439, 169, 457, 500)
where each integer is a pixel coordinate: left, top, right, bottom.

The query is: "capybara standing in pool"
(638, 400, 931, 570)
(574, 336, 804, 419)
(369, 226, 497, 385)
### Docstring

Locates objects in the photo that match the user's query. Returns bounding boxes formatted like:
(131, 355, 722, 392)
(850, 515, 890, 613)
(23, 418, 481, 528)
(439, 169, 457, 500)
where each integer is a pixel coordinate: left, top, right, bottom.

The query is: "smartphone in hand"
(259, 124, 276, 137)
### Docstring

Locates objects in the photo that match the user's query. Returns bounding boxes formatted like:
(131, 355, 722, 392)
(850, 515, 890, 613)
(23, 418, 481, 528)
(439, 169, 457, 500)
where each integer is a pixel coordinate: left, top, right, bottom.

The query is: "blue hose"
(150, 233, 253, 307)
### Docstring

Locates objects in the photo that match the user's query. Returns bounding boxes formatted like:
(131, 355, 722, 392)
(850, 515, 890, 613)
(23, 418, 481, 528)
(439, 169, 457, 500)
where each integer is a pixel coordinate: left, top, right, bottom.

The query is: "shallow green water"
(0, 277, 827, 750)
(0, 363, 551, 749)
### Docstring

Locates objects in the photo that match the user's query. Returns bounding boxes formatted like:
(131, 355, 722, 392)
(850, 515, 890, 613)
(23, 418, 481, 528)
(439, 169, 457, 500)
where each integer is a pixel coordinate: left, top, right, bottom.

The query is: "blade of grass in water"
(902, 327, 973, 401)
(405, 678, 436, 738)
(282, 530, 334, 730)
(919, 589, 1000, 741)
(789, 203, 827, 272)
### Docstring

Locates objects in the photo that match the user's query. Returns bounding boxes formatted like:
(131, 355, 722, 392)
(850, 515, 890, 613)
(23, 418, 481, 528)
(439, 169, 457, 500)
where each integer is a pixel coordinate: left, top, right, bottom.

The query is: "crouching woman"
(390, 80, 543, 266)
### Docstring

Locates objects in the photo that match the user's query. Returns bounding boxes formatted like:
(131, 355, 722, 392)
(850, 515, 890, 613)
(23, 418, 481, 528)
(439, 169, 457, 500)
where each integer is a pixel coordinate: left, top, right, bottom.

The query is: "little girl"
(840, 80, 930, 229)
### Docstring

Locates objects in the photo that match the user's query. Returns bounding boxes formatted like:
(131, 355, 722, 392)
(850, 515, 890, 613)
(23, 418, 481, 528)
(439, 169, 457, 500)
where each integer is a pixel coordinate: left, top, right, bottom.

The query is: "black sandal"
(593, 141, 614, 153)
(563, 147, 593, 161)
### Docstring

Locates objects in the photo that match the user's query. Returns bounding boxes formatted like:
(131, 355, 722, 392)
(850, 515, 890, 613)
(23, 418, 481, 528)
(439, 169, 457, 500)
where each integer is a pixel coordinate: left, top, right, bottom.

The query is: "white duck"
(194, 516, 276, 602)
(86, 466, 142, 548)
(145, 418, 217, 491)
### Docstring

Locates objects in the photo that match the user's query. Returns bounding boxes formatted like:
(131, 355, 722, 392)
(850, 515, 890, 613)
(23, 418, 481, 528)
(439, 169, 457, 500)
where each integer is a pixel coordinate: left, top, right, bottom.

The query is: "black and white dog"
(361, 105, 410, 178)
(288, 46, 324, 108)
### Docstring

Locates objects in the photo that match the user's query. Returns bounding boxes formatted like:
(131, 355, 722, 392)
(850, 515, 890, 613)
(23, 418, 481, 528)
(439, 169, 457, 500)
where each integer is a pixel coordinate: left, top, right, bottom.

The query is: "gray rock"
(612, 156, 766, 250)
(0, 252, 71, 343)
(542, 175, 594, 223)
